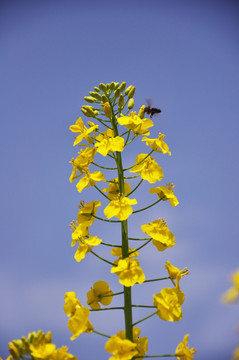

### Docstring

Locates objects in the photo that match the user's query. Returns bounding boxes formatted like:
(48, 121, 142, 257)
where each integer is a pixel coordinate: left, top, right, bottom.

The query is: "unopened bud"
(45, 331, 52, 343)
(125, 85, 132, 96)
(81, 105, 96, 118)
(138, 105, 145, 119)
(9, 343, 20, 359)
(106, 83, 111, 90)
(104, 102, 112, 119)
(94, 86, 100, 92)
(114, 82, 119, 88)
(128, 86, 135, 98)
(118, 94, 124, 108)
(114, 88, 121, 98)
(89, 91, 102, 101)
(99, 83, 107, 92)
(110, 82, 115, 90)
(101, 94, 108, 103)
(84, 96, 95, 103)
(119, 82, 126, 92)
(128, 98, 134, 109)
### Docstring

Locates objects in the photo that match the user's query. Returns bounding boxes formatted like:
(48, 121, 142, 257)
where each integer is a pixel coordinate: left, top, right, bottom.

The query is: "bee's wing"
(146, 98, 152, 107)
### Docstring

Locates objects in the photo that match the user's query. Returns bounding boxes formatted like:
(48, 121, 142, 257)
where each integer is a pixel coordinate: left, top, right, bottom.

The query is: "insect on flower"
(144, 99, 161, 118)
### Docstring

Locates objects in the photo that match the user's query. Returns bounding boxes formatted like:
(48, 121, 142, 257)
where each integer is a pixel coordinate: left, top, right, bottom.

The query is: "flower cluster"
(64, 81, 195, 359)
(7, 330, 76, 360)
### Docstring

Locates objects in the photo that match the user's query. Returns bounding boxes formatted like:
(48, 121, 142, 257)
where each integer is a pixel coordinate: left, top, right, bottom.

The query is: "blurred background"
(1, 0, 239, 359)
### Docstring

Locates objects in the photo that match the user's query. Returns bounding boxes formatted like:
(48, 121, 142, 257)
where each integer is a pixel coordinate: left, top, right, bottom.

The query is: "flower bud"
(45, 331, 52, 343)
(81, 105, 96, 118)
(138, 105, 145, 119)
(84, 96, 95, 103)
(125, 85, 132, 96)
(104, 102, 112, 119)
(114, 82, 119, 88)
(89, 91, 102, 101)
(94, 86, 100, 92)
(101, 94, 108, 103)
(114, 88, 121, 98)
(106, 83, 111, 90)
(128, 86, 135, 98)
(99, 83, 107, 92)
(128, 98, 134, 109)
(110, 82, 115, 90)
(118, 94, 124, 108)
(8, 342, 20, 359)
(119, 81, 126, 92)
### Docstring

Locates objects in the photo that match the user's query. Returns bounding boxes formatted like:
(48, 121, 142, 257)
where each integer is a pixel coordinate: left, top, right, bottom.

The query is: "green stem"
(92, 329, 111, 338)
(133, 355, 176, 359)
(91, 214, 121, 223)
(101, 242, 121, 247)
(110, 100, 133, 342)
(142, 276, 171, 283)
(132, 305, 155, 308)
(129, 237, 151, 241)
(133, 199, 161, 214)
(132, 310, 158, 326)
(90, 250, 116, 266)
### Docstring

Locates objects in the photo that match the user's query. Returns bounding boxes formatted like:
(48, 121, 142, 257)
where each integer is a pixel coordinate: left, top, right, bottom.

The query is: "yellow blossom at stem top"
(69, 117, 98, 146)
(103, 179, 131, 200)
(51, 346, 77, 360)
(142, 133, 171, 155)
(105, 335, 138, 360)
(87, 281, 114, 309)
(130, 153, 164, 183)
(95, 129, 124, 156)
(117, 111, 154, 136)
(153, 286, 184, 322)
(76, 169, 106, 193)
(29, 344, 56, 359)
(111, 257, 145, 287)
(64, 292, 93, 340)
(149, 182, 179, 207)
(222, 269, 239, 303)
(77, 200, 101, 227)
(104, 195, 137, 221)
(141, 218, 175, 251)
(117, 328, 148, 359)
(175, 334, 197, 360)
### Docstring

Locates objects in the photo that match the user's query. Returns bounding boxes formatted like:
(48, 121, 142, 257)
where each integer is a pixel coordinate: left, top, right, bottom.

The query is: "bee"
(144, 99, 161, 118)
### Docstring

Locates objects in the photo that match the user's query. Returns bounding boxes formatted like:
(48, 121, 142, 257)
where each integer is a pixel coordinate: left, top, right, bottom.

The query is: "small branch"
(127, 178, 144, 197)
(103, 291, 124, 298)
(132, 305, 155, 308)
(132, 310, 158, 326)
(132, 199, 161, 214)
(93, 185, 110, 200)
(92, 329, 111, 339)
(90, 307, 124, 311)
(134, 355, 176, 359)
(129, 237, 151, 241)
(128, 239, 152, 255)
(90, 250, 116, 266)
(101, 242, 121, 248)
(123, 150, 154, 171)
(92, 162, 118, 170)
(137, 276, 171, 284)
(124, 174, 141, 179)
(91, 213, 121, 223)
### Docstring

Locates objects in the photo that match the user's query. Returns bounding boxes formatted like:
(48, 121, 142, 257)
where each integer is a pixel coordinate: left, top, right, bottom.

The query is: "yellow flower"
(69, 117, 98, 146)
(117, 328, 148, 359)
(130, 153, 164, 183)
(51, 346, 78, 360)
(175, 334, 197, 360)
(103, 179, 131, 200)
(64, 292, 81, 317)
(69, 147, 96, 182)
(64, 292, 93, 340)
(77, 200, 101, 226)
(29, 344, 56, 359)
(153, 287, 184, 321)
(95, 129, 124, 156)
(76, 169, 106, 192)
(70, 221, 89, 247)
(117, 111, 154, 136)
(87, 281, 114, 309)
(105, 335, 138, 360)
(141, 218, 175, 251)
(111, 257, 145, 287)
(222, 269, 239, 303)
(73, 236, 102, 263)
(104, 195, 137, 221)
(142, 133, 171, 155)
(68, 306, 93, 340)
(165, 260, 189, 286)
(149, 183, 179, 207)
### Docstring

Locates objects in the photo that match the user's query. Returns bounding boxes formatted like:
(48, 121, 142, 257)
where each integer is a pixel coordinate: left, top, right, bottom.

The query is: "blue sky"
(1, 1, 239, 359)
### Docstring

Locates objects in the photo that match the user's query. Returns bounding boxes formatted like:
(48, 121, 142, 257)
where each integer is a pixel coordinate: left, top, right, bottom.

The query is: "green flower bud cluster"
(81, 81, 136, 120)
